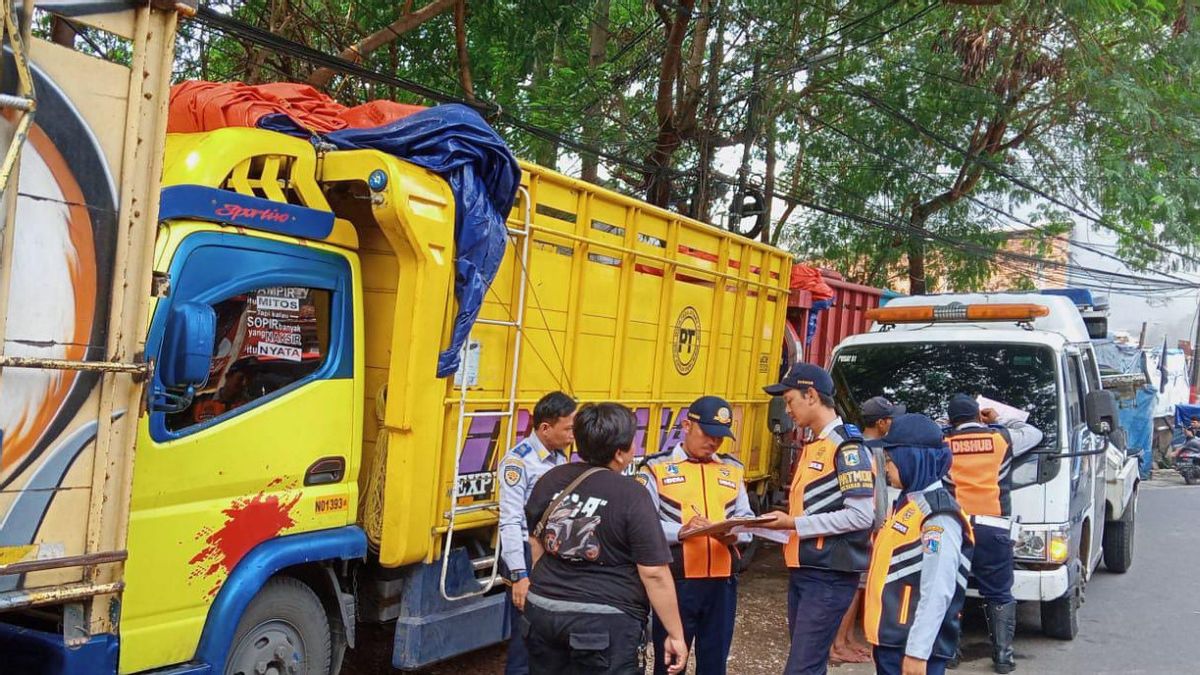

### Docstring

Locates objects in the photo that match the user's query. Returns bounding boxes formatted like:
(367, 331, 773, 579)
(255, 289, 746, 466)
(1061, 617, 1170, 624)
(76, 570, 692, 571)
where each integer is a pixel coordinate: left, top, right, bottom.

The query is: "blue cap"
(687, 395, 736, 439)
(764, 362, 834, 397)
(882, 413, 945, 448)
(948, 394, 980, 423)
(862, 396, 905, 420)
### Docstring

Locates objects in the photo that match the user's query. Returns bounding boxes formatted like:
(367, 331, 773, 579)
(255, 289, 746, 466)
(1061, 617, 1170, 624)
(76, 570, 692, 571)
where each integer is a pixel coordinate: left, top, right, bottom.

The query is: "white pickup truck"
(828, 293, 1139, 640)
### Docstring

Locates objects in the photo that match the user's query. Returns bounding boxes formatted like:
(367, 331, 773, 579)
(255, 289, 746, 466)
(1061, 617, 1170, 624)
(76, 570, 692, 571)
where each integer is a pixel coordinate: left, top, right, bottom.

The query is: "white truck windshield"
(830, 342, 1058, 446)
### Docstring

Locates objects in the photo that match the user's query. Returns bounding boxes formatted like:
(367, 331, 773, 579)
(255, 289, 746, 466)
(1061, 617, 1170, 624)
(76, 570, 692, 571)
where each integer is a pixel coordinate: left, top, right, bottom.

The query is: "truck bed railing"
(438, 185, 532, 602)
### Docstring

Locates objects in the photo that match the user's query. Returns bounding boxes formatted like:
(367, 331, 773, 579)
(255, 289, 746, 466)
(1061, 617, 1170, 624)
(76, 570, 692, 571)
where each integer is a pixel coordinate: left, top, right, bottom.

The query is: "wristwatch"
(508, 569, 528, 582)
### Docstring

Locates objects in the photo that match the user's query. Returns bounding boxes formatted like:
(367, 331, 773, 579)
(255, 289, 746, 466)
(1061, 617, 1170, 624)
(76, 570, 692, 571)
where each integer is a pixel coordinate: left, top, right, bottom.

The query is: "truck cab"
(828, 293, 1136, 639)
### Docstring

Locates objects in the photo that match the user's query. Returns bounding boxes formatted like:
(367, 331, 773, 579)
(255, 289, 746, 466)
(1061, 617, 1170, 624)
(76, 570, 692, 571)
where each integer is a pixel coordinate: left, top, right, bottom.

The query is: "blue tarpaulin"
(262, 104, 519, 378)
(1118, 385, 1157, 479)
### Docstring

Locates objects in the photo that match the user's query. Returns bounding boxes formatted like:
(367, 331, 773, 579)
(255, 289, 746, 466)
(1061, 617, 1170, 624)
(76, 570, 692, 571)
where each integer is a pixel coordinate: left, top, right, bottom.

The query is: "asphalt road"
(347, 473, 1200, 674)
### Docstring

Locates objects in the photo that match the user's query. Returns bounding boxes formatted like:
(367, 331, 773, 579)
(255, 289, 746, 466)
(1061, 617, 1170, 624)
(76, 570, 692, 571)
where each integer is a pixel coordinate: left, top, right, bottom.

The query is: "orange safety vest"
(643, 452, 745, 579)
(784, 425, 873, 572)
(864, 488, 974, 660)
(946, 426, 1013, 517)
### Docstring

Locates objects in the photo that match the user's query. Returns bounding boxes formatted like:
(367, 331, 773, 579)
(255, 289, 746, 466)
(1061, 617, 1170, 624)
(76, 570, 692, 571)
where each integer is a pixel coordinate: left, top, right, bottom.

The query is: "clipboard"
(678, 515, 775, 540)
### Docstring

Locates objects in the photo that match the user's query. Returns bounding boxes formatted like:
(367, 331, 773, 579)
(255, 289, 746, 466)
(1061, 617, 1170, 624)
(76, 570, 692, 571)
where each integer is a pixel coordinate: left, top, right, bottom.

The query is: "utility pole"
(1191, 310, 1200, 403)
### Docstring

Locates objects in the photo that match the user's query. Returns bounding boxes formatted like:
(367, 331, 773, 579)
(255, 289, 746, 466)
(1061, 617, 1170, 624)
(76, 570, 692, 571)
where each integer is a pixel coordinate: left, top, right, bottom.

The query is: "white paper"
(975, 395, 1029, 424)
(730, 526, 792, 544)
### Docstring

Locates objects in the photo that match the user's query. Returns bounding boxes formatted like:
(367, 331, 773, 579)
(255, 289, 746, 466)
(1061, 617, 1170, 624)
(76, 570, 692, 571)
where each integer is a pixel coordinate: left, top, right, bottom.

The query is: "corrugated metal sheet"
(788, 271, 887, 368)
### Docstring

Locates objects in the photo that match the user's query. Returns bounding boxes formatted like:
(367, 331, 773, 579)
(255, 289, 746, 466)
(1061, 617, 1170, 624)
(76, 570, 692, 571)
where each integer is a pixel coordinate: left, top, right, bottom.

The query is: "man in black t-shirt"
(524, 403, 689, 674)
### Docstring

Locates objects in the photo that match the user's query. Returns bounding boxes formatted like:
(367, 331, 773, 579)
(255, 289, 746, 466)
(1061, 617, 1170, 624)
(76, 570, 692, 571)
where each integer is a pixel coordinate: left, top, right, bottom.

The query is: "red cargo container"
(787, 268, 887, 368)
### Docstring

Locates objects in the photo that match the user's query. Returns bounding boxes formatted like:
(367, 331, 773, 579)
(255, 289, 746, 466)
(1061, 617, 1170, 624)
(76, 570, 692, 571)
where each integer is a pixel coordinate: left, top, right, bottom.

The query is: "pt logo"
(672, 306, 702, 375)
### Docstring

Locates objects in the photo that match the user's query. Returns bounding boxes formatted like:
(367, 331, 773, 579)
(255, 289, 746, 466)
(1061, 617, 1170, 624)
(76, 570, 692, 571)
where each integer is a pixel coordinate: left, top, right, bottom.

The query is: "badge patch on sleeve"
(634, 472, 651, 488)
(842, 448, 860, 466)
(503, 463, 524, 487)
(922, 528, 943, 554)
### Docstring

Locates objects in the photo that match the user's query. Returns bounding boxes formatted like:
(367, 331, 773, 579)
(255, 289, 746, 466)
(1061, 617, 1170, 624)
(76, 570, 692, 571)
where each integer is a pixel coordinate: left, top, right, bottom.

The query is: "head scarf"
(887, 442, 952, 494)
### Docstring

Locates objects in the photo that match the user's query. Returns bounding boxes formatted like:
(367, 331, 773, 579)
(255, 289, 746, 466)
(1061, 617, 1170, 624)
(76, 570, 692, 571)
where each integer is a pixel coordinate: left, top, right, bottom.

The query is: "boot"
(984, 601, 1017, 674)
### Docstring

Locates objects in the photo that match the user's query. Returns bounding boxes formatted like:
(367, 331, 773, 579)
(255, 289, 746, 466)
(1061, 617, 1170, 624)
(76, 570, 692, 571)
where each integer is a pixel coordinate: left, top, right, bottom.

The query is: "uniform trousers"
(651, 576, 738, 675)
(970, 523, 1015, 605)
(873, 646, 949, 675)
(503, 544, 533, 674)
(784, 567, 860, 675)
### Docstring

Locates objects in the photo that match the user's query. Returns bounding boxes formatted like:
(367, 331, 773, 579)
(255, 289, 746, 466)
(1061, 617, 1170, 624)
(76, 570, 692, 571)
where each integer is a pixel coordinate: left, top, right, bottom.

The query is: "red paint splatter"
(188, 485, 301, 597)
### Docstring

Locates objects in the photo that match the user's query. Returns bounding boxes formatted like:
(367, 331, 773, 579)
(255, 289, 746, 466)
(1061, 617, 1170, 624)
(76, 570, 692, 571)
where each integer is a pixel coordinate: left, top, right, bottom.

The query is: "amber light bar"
(866, 302, 1050, 324)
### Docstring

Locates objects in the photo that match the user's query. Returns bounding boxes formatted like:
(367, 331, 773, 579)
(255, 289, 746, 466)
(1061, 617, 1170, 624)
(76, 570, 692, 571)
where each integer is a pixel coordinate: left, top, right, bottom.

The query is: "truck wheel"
(1040, 588, 1080, 640)
(1103, 492, 1136, 573)
(226, 576, 332, 675)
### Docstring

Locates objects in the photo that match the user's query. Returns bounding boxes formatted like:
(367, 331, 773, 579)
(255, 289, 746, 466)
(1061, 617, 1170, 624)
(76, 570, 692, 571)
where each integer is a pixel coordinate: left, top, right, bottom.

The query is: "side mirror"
(768, 396, 794, 436)
(1085, 389, 1119, 436)
(159, 301, 216, 388)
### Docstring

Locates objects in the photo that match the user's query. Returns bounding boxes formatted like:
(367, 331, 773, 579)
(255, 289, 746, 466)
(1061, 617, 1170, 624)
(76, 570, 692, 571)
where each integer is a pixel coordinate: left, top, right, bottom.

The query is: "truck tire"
(225, 576, 332, 675)
(1040, 589, 1079, 640)
(1103, 491, 1136, 573)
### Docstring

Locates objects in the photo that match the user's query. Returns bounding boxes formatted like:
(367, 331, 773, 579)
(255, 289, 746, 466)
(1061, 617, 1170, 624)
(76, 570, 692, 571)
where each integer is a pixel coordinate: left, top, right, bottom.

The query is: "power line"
(837, 78, 1197, 267)
(784, 99, 1196, 287)
(188, 6, 1196, 294)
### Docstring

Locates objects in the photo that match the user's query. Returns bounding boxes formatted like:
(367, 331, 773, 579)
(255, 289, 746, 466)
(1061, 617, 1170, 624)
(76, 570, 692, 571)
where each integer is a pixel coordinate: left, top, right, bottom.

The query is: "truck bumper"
(390, 550, 508, 670)
(967, 564, 1069, 602)
(0, 622, 118, 675)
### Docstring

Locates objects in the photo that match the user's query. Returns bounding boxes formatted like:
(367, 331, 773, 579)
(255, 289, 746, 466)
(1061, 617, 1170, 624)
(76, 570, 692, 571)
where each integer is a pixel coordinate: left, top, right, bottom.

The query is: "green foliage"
(156, 0, 1200, 290)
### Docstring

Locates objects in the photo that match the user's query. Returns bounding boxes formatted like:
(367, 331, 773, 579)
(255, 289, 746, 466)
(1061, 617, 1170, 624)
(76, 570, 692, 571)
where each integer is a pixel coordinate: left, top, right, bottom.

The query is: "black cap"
(862, 396, 905, 420)
(764, 362, 834, 397)
(882, 413, 945, 448)
(948, 394, 980, 424)
(687, 395, 736, 439)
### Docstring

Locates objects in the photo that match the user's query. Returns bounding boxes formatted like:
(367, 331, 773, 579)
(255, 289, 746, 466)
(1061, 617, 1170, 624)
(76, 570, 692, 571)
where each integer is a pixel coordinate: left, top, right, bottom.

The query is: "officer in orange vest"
(831, 395, 907, 665)
(865, 414, 974, 675)
(944, 394, 1042, 674)
(639, 395, 754, 675)
(760, 363, 875, 675)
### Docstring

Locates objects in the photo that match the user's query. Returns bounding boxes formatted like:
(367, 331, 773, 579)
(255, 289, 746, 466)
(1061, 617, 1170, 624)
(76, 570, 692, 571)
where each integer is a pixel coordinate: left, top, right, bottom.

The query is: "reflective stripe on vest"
(649, 458, 744, 578)
(864, 490, 975, 659)
(946, 428, 1012, 517)
(784, 430, 872, 572)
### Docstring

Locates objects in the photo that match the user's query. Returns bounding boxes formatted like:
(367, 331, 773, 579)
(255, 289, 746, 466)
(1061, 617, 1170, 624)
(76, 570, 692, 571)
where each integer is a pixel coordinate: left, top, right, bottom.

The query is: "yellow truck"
(0, 4, 792, 674)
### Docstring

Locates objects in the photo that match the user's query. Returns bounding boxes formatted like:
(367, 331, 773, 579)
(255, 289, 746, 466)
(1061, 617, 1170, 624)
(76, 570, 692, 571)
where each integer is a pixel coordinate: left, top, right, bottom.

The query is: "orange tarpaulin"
(168, 80, 426, 134)
(790, 264, 835, 301)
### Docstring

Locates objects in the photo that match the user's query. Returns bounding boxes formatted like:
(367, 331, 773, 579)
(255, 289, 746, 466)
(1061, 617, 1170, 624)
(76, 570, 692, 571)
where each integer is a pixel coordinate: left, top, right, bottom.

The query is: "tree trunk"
(907, 234, 927, 295)
(691, 1, 726, 221)
(580, 0, 612, 184)
(308, 0, 458, 89)
(761, 110, 777, 244)
(644, 0, 698, 207)
(50, 17, 75, 48)
(453, 0, 475, 102)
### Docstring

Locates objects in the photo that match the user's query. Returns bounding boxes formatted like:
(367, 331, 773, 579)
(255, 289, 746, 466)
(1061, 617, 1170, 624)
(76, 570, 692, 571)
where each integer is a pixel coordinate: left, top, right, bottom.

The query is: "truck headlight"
(1013, 524, 1070, 563)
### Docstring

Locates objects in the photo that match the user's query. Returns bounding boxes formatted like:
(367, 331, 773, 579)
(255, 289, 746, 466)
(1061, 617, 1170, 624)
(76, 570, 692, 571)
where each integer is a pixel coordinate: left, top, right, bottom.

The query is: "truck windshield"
(830, 342, 1058, 446)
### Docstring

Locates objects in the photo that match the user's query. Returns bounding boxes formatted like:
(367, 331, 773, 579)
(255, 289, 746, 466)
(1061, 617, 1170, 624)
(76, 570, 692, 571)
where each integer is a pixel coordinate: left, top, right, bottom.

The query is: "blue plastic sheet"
(1117, 385, 1157, 479)
(261, 104, 519, 377)
(806, 298, 834, 348)
(1174, 403, 1200, 428)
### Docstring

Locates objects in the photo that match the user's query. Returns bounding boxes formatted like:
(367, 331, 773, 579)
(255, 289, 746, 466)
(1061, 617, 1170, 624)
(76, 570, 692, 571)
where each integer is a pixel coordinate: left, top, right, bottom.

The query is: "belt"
(971, 515, 1012, 530)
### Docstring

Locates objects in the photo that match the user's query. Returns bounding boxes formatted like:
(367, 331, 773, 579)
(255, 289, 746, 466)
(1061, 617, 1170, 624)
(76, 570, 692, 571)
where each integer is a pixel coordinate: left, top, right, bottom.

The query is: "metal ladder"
(0, 0, 35, 196)
(439, 185, 532, 601)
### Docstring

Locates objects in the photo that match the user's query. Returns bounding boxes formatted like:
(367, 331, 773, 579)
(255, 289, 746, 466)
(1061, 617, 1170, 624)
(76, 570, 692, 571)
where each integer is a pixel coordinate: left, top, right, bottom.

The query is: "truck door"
(1080, 347, 1107, 571)
(119, 231, 358, 672)
(1063, 351, 1104, 573)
